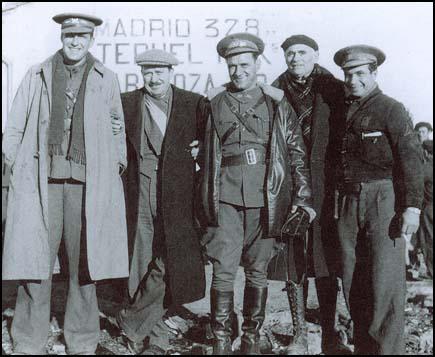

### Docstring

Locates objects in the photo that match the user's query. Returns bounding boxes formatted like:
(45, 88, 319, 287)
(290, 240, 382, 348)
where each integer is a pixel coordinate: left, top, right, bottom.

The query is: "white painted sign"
(2, 2, 433, 132)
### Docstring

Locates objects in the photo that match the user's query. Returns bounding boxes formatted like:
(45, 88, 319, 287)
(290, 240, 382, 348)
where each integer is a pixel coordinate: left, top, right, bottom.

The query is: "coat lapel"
(163, 86, 190, 153)
(40, 59, 53, 111)
(345, 87, 381, 130)
(124, 89, 143, 157)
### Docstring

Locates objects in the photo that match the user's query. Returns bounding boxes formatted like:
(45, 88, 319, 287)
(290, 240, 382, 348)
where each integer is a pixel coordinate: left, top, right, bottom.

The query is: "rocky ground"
(2, 264, 433, 355)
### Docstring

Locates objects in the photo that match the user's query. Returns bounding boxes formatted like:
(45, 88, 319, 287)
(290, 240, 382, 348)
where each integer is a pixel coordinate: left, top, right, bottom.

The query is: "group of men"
(2, 12, 425, 356)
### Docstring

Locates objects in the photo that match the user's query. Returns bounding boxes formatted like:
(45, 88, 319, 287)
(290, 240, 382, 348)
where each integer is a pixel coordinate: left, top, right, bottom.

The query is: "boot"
(316, 276, 353, 355)
(316, 276, 338, 354)
(285, 276, 308, 355)
(210, 289, 234, 355)
(240, 286, 267, 355)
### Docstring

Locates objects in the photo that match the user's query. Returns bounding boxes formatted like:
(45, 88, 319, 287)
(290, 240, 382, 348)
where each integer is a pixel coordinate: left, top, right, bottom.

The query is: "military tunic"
(217, 87, 270, 207)
(206, 86, 275, 292)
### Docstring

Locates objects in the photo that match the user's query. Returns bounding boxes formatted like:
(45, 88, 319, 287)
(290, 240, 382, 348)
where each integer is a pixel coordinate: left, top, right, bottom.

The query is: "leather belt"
(221, 149, 268, 167)
(337, 178, 393, 194)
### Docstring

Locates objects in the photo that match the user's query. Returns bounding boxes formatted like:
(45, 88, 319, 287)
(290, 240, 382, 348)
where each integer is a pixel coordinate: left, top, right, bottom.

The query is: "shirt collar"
(345, 85, 380, 106)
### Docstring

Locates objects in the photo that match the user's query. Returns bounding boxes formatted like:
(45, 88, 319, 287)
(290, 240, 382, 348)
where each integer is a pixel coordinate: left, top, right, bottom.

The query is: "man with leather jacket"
(199, 32, 315, 355)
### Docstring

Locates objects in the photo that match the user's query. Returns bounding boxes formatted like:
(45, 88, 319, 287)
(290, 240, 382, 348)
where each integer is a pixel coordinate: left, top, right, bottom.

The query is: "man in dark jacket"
(200, 33, 315, 355)
(333, 45, 424, 355)
(114, 49, 207, 354)
(270, 34, 348, 355)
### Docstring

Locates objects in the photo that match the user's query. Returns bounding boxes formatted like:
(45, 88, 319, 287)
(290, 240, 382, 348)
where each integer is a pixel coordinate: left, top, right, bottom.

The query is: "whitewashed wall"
(2, 2, 433, 132)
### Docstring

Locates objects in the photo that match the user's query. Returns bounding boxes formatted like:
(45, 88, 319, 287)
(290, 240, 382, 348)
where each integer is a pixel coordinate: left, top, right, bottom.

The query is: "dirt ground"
(2, 264, 433, 355)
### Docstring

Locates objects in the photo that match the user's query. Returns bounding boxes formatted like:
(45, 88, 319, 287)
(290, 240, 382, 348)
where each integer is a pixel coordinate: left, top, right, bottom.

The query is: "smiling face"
(285, 44, 319, 79)
(344, 64, 377, 98)
(226, 52, 260, 91)
(61, 32, 94, 65)
(417, 127, 431, 143)
(141, 66, 173, 98)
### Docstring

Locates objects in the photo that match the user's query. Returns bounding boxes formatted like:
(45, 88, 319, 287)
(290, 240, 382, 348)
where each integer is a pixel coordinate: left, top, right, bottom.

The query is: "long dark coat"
(269, 67, 345, 279)
(122, 85, 206, 305)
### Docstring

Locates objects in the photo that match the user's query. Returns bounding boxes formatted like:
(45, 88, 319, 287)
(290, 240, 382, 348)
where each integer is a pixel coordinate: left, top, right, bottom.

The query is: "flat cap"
(334, 45, 386, 69)
(135, 49, 180, 67)
(281, 34, 319, 52)
(217, 33, 264, 58)
(53, 13, 103, 34)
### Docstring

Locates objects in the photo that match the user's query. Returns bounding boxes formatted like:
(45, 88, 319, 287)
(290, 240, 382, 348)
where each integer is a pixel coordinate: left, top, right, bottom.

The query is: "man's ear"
(168, 67, 175, 81)
(313, 50, 319, 63)
(256, 56, 261, 71)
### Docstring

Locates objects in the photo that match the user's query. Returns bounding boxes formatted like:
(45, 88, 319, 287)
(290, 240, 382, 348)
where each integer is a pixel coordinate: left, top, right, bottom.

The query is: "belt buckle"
(245, 148, 257, 165)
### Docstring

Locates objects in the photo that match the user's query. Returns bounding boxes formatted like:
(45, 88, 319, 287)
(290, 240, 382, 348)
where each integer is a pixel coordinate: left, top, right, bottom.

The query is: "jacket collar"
(209, 82, 285, 103)
(36, 51, 105, 77)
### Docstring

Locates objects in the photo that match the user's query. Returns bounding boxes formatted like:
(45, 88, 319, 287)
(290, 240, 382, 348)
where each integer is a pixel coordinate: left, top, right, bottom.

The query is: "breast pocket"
(252, 114, 270, 139)
(361, 130, 393, 168)
(216, 119, 239, 144)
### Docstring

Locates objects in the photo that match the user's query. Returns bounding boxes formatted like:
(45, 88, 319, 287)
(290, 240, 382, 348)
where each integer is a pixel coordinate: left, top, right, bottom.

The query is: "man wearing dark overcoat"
(269, 34, 347, 355)
(332, 45, 424, 355)
(115, 49, 207, 354)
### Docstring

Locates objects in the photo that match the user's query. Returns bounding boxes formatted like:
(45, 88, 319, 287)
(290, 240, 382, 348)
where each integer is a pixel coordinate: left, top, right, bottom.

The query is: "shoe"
(141, 344, 165, 355)
(122, 334, 145, 355)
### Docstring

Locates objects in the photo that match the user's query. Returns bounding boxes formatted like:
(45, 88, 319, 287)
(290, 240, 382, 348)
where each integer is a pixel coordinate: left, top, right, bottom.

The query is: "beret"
(334, 45, 386, 69)
(53, 13, 103, 34)
(217, 32, 264, 58)
(135, 49, 180, 67)
(281, 35, 319, 52)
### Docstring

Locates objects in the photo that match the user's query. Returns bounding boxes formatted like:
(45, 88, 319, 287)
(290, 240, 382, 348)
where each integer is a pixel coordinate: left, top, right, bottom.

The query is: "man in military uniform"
(200, 33, 315, 354)
(114, 49, 206, 355)
(333, 45, 423, 354)
(270, 34, 348, 354)
(2, 13, 129, 355)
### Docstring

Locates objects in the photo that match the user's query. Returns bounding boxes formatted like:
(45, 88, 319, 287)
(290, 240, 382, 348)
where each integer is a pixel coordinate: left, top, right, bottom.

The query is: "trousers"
(337, 179, 406, 355)
(11, 180, 99, 355)
(205, 202, 275, 292)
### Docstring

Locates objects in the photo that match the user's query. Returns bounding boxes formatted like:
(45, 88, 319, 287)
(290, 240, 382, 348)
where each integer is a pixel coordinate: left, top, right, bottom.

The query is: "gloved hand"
(291, 205, 316, 223)
(401, 207, 420, 235)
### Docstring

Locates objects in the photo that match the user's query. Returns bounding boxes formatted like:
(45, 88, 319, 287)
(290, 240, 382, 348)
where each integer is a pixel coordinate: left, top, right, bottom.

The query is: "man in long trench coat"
(2, 13, 129, 355)
(115, 49, 206, 355)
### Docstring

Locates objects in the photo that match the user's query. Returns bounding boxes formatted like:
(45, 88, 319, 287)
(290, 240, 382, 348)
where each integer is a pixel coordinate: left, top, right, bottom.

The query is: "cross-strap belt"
(220, 94, 266, 144)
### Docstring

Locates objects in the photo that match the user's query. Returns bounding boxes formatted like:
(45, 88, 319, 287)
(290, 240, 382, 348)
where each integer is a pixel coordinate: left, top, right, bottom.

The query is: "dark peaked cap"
(334, 45, 386, 69)
(53, 13, 103, 34)
(217, 32, 265, 58)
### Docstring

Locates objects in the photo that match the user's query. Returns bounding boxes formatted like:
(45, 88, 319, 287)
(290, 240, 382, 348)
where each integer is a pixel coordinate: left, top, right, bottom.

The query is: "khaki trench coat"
(2, 54, 129, 281)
